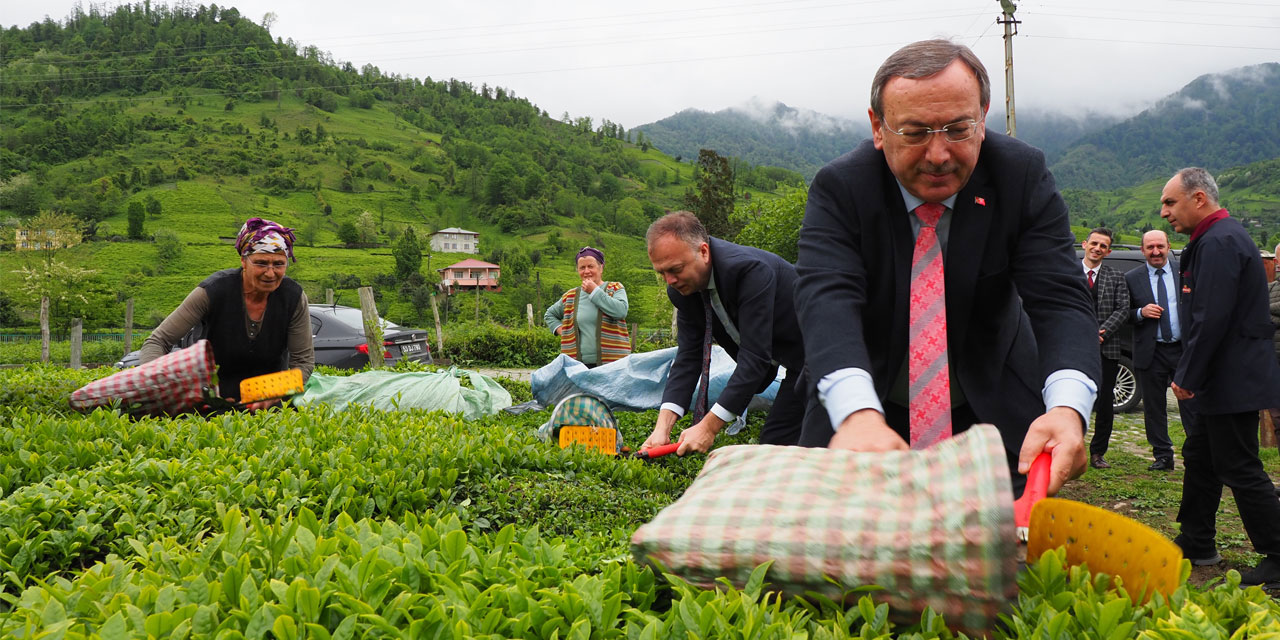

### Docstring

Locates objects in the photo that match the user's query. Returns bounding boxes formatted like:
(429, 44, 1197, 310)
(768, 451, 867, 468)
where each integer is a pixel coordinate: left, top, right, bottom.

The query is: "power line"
(3, 10, 990, 85)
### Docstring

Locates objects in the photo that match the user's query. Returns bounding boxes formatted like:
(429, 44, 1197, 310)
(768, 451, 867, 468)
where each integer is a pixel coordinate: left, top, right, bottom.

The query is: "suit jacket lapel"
(947, 163, 995, 349)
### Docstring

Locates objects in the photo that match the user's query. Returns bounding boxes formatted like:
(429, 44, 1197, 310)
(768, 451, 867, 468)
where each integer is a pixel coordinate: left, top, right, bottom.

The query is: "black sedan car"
(308, 304, 433, 369)
(116, 304, 432, 370)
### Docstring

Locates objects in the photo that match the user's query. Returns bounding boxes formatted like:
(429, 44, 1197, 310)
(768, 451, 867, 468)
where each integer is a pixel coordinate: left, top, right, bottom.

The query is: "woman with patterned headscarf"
(542, 246, 630, 368)
(139, 218, 314, 404)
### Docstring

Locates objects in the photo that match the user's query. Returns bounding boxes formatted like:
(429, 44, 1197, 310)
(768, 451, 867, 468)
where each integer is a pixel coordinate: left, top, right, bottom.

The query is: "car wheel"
(1113, 357, 1142, 413)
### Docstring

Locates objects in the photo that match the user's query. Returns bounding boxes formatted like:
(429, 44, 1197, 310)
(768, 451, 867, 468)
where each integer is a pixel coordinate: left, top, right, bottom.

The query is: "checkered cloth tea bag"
(536, 393, 621, 454)
(631, 423, 1018, 632)
(69, 340, 217, 416)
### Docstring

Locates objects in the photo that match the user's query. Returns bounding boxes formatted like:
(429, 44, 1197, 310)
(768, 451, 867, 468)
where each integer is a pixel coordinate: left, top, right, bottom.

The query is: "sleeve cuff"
(660, 402, 686, 418)
(709, 403, 737, 423)
(1043, 369, 1097, 432)
(817, 368, 883, 432)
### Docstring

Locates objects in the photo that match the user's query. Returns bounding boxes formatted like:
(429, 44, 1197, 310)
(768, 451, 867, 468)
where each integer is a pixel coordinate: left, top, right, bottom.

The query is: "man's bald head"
(1141, 229, 1171, 269)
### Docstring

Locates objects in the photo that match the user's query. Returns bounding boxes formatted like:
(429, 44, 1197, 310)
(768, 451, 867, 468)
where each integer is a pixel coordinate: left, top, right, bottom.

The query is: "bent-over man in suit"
(1124, 230, 1183, 471)
(1082, 227, 1129, 469)
(1162, 167, 1280, 586)
(794, 39, 1100, 496)
(640, 211, 813, 455)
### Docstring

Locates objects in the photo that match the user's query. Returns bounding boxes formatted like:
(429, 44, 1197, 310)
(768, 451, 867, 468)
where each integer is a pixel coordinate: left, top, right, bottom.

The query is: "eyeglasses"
(881, 119, 982, 146)
(249, 259, 288, 270)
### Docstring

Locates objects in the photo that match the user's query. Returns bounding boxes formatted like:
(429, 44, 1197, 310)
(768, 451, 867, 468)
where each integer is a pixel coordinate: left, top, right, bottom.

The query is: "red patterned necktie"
(1088, 269, 1096, 289)
(909, 203, 951, 449)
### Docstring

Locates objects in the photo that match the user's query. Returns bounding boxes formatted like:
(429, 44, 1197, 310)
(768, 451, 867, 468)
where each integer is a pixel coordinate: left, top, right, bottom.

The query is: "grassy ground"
(1059, 394, 1280, 590)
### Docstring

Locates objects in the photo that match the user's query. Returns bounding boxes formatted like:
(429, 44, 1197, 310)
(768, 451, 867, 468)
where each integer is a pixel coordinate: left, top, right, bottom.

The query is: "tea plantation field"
(3, 364, 1279, 639)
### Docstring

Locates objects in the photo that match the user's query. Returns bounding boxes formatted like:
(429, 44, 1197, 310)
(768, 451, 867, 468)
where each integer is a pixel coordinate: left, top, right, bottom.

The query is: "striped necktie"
(691, 291, 713, 423)
(909, 203, 951, 448)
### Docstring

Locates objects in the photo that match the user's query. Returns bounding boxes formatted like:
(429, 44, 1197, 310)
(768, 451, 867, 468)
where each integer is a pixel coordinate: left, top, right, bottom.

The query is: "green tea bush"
(439, 322, 558, 367)
(4, 365, 1280, 638)
(0, 339, 141, 365)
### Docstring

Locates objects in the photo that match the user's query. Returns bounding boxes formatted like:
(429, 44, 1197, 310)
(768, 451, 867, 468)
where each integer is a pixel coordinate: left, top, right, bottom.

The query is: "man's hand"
(1140, 303, 1164, 320)
(641, 409, 679, 451)
(581, 279, 598, 294)
(677, 414, 726, 455)
(1098, 328, 1106, 344)
(1171, 381, 1195, 401)
(827, 409, 909, 452)
(1018, 406, 1086, 496)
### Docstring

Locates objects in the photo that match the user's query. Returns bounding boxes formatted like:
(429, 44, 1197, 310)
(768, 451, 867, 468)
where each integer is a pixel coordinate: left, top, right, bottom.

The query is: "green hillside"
(1050, 63, 1280, 191)
(0, 3, 791, 334)
(1062, 156, 1280, 248)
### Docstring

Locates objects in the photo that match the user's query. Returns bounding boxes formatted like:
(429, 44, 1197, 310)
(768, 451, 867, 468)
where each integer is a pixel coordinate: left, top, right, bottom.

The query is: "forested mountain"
(0, 3, 800, 331)
(635, 102, 868, 180)
(1050, 63, 1280, 190)
(636, 101, 1125, 182)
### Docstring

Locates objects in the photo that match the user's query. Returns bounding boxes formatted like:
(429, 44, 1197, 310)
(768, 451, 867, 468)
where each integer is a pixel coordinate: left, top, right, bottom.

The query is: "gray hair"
(870, 39, 991, 120)
(1175, 167, 1220, 207)
(646, 211, 708, 251)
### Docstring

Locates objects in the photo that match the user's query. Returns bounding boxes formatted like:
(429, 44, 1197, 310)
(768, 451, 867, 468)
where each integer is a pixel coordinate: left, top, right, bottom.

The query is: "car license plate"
(401, 343, 423, 354)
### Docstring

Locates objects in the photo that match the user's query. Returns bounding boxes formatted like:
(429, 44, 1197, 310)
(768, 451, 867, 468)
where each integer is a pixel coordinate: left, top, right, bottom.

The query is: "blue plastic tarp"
(531, 346, 779, 433)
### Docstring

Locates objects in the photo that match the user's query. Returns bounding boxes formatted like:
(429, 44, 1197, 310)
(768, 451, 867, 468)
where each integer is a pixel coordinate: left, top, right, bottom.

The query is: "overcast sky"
(4, 0, 1279, 128)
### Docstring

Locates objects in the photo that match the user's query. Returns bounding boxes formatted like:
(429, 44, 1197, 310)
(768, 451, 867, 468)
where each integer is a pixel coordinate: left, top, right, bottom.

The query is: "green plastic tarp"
(293, 368, 512, 420)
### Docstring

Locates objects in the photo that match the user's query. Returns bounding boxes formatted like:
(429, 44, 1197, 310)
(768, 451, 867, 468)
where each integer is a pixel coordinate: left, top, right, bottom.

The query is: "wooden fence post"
(357, 286, 383, 369)
(526, 303, 534, 327)
(430, 291, 444, 355)
(326, 288, 334, 305)
(671, 307, 678, 340)
(475, 282, 480, 321)
(40, 296, 50, 363)
(1262, 410, 1277, 451)
(69, 319, 83, 369)
(123, 298, 134, 358)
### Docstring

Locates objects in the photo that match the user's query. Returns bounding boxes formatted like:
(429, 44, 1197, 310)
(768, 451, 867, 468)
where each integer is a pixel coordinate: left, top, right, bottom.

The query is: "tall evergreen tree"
(683, 149, 736, 237)
(393, 226, 422, 281)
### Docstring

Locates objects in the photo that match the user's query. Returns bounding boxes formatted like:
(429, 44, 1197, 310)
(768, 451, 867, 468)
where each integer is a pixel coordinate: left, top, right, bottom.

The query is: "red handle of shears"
(636, 443, 680, 459)
(1013, 452, 1052, 530)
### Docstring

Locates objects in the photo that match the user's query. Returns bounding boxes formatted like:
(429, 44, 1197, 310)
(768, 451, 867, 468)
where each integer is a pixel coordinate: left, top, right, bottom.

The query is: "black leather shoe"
(1173, 536, 1222, 566)
(1240, 556, 1280, 587)
(1090, 454, 1111, 469)
(1147, 458, 1174, 471)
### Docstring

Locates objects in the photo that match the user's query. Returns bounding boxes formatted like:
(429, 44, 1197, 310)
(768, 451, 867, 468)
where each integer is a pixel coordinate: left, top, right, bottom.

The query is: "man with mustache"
(794, 39, 1099, 497)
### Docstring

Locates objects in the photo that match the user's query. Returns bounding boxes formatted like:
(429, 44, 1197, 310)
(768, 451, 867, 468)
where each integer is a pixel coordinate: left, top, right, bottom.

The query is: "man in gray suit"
(1124, 230, 1183, 471)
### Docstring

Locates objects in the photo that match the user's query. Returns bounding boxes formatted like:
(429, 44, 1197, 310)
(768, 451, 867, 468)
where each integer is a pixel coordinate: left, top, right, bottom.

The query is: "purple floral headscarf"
(235, 217, 297, 263)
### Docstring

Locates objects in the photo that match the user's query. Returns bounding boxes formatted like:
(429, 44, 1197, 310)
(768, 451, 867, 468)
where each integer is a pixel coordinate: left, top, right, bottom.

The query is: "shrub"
(439, 322, 558, 367)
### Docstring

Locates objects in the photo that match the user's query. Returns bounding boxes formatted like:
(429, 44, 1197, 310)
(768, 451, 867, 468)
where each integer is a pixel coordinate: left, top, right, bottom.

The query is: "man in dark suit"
(640, 211, 812, 455)
(1082, 227, 1129, 469)
(794, 39, 1099, 496)
(1162, 167, 1280, 586)
(1124, 230, 1183, 472)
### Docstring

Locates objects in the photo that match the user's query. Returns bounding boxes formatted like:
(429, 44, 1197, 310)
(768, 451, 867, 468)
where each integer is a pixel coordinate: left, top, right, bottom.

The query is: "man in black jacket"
(793, 39, 1098, 495)
(640, 211, 813, 455)
(1162, 167, 1280, 586)
(1124, 230, 1184, 471)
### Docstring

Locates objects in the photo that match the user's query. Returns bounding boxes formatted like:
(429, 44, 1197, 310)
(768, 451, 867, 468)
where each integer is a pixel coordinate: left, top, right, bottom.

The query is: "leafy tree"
(0, 291, 21, 327)
(355, 211, 377, 244)
(733, 187, 807, 263)
(127, 201, 145, 239)
(145, 195, 162, 216)
(154, 228, 184, 273)
(10, 259, 116, 334)
(0, 174, 46, 216)
(683, 149, 736, 237)
(393, 226, 422, 281)
(337, 222, 360, 246)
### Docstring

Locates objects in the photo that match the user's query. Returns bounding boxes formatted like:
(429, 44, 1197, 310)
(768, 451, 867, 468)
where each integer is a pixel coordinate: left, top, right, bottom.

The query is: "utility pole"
(998, 0, 1020, 137)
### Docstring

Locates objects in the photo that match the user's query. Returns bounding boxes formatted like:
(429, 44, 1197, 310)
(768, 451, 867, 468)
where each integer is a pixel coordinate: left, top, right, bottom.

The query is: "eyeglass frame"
(880, 118, 983, 146)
